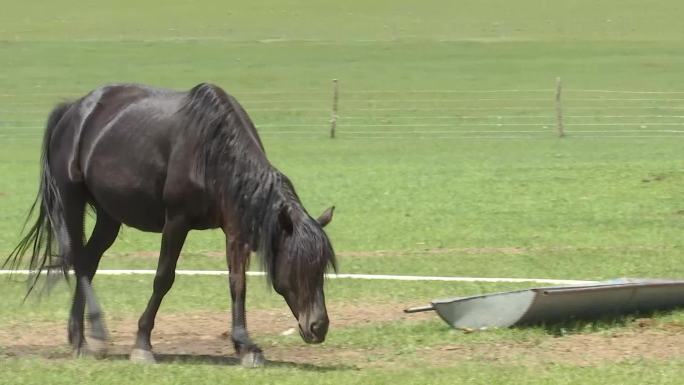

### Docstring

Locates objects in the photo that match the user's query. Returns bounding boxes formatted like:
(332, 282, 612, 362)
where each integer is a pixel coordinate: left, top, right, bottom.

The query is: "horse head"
(270, 206, 336, 343)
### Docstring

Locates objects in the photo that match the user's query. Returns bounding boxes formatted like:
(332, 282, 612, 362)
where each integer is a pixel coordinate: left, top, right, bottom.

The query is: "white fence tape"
(0, 269, 599, 286)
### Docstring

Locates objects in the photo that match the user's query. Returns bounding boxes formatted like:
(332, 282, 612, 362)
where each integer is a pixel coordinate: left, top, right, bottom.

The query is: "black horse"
(5, 83, 336, 367)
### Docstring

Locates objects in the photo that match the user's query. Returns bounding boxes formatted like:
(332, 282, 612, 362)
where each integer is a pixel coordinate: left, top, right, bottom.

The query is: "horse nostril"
(310, 321, 320, 335)
(310, 320, 327, 337)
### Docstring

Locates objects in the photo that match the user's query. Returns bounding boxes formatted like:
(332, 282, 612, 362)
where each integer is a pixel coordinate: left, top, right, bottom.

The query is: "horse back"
(49, 83, 263, 232)
(65, 84, 207, 231)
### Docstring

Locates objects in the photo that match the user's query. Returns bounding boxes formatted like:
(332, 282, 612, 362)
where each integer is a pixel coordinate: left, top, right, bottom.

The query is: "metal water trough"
(405, 278, 684, 329)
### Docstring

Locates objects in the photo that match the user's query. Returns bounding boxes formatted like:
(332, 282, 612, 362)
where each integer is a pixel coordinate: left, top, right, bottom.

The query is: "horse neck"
(216, 152, 282, 239)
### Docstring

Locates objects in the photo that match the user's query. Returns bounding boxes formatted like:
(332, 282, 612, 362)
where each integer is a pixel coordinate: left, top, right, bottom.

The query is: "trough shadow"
(529, 309, 676, 336)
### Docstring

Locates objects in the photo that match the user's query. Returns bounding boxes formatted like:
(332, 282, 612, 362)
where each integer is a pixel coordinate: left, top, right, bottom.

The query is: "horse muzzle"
(298, 315, 329, 344)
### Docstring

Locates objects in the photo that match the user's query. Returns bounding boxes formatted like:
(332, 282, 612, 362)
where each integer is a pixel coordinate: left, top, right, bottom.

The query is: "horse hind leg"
(59, 190, 89, 356)
(58, 186, 112, 358)
(68, 206, 120, 358)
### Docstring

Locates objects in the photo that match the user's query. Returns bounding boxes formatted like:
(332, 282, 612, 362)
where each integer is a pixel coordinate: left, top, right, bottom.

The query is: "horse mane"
(178, 83, 336, 288)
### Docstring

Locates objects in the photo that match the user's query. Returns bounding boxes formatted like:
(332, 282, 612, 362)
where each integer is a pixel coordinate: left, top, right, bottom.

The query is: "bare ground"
(0, 302, 430, 368)
(3, 302, 684, 368)
(422, 320, 684, 367)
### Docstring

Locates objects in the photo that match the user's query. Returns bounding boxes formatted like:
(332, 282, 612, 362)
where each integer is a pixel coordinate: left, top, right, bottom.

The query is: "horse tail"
(3, 101, 74, 295)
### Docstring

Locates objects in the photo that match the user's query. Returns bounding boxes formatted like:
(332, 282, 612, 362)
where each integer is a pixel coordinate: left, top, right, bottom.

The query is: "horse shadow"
(105, 353, 354, 372)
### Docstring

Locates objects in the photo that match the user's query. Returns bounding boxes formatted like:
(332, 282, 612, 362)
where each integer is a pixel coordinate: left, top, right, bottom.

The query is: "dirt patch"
(120, 251, 160, 259)
(5, 304, 684, 368)
(0, 301, 429, 367)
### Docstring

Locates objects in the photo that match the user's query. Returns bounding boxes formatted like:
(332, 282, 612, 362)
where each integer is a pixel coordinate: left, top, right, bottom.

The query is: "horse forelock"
(289, 214, 337, 285)
(258, 177, 337, 296)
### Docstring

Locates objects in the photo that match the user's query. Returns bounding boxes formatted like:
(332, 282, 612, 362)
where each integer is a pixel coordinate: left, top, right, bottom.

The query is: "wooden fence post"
(330, 79, 339, 139)
(555, 77, 565, 137)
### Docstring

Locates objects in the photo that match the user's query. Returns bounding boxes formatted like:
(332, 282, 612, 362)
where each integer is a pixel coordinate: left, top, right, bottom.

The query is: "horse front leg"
(227, 237, 265, 368)
(130, 214, 188, 364)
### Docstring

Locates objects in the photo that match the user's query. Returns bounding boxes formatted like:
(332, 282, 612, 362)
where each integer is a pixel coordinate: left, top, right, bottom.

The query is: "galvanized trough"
(405, 278, 684, 329)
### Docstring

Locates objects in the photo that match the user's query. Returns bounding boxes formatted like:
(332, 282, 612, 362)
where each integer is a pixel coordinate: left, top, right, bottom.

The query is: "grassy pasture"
(1, 0, 684, 383)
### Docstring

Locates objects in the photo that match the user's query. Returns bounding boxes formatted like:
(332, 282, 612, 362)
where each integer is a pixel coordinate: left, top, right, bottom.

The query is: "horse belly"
(83, 132, 169, 232)
(86, 164, 167, 232)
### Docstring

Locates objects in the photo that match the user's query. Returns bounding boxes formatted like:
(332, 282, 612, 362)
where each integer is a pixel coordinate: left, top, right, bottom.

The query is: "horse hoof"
(240, 351, 265, 368)
(73, 347, 88, 359)
(130, 348, 157, 364)
(87, 338, 108, 359)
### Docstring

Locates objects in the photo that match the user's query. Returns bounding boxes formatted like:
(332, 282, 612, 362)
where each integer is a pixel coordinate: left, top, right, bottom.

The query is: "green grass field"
(1, 0, 684, 384)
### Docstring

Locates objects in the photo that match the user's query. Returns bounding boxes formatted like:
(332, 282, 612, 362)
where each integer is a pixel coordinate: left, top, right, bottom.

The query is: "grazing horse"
(5, 83, 336, 367)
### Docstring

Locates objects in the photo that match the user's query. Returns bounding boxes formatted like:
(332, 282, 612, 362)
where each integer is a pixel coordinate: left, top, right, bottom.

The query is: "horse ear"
(316, 206, 335, 227)
(278, 205, 294, 235)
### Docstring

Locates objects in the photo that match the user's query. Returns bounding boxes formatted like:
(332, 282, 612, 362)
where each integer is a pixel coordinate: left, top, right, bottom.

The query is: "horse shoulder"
(161, 139, 220, 228)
